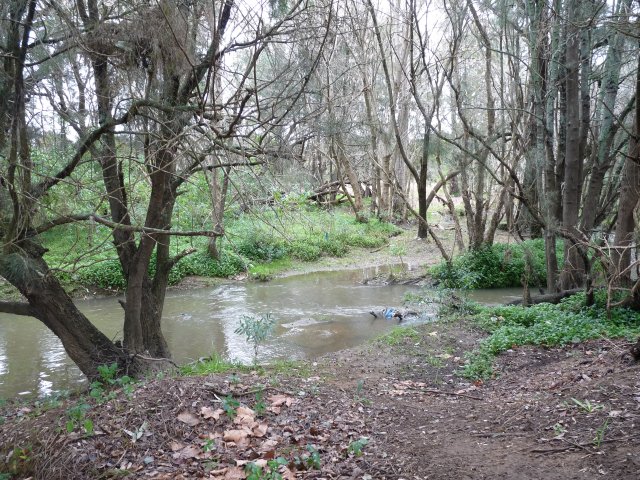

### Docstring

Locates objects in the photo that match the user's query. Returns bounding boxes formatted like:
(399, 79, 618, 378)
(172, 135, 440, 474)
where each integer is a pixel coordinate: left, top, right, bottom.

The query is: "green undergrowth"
(179, 354, 248, 376)
(261, 359, 312, 378)
(40, 205, 400, 290)
(179, 355, 312, 378)
(376, 326, 421, 346)
(430, 239, 555, 289)
(460, 291, 640, 380)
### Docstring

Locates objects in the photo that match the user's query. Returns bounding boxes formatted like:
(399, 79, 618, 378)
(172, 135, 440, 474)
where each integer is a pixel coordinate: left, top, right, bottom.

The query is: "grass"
(179, 354, 249, 376)
(376, 326, 421, 346)
(459, 291, 640, 380)
(260, 359, 313, 378)
(248, 258, 293, 280)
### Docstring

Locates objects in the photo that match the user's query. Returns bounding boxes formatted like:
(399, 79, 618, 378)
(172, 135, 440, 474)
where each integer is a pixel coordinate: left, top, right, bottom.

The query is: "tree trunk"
(0, 246, 129, 379)
(417, 130, 430, 239)
(612, 49, 640, 285)
(560, 0, 584, 290)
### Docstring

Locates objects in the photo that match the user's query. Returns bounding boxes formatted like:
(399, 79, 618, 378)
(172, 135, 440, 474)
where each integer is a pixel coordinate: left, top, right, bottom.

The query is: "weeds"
(571, 398, 604, 413)
(89, 363, 135, 403)
(460, 292, 640, 379)
(66, 403, 93, 435)
(377, 326, 420, 346)
(244, 457, 288, 480)
(254, 390, 266, 416)
(593, 419, 609, 448)
(295, 445, 322, 470)
(223, 395, 240, 419)
(430, 239, 551, 289)
(180, 354, 245, 376)
(353, 380, 371, 406)
(347, 437, 369, 457)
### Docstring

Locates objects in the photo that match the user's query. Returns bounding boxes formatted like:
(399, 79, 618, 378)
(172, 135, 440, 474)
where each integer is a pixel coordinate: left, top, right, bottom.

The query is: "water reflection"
(0, 266, 418, 398)
(0, 266, 524, 399)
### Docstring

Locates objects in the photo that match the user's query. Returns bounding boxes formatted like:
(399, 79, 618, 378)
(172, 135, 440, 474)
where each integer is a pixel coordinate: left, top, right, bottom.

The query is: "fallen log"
(507, 288, 583, 306)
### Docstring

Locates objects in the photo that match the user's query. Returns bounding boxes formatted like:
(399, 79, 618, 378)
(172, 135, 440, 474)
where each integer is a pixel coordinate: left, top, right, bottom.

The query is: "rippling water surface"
(0, 266, 522, 398)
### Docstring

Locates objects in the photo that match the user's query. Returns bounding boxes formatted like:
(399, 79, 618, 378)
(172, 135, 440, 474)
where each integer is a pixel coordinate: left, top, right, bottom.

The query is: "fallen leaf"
(252, 422, 268, 438)
(234, 407, 256, 427)
(177, 411, 201, 427)
(224, 466, 246, 479)
(281, 466, 295, 480)
(209, 466, 246, 480)
(258, 438, 278, 453)
(201, 406, 223, 420)
(176, 445, 201, 459)
(268, 394, 295, 408)
(224, 428, 251, 447)
(170, 441, 185, 452)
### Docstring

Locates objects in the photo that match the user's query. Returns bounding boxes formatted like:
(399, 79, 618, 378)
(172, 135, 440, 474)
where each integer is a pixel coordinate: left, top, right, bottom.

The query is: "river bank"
(1, 317, 638, 479)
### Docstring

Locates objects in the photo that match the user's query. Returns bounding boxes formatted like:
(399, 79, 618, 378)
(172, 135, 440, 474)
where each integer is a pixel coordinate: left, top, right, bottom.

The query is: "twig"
(411, 386, 483, 400)
(471, 432, 530, 438)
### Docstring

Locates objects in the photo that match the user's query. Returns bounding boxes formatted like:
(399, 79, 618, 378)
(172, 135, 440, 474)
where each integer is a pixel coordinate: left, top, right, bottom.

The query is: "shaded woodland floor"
(1, 319, 638, 479)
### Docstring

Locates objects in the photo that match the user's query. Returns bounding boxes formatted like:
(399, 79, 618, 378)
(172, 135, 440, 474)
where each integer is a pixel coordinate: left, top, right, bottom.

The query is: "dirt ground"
(1, 318, 639, 479)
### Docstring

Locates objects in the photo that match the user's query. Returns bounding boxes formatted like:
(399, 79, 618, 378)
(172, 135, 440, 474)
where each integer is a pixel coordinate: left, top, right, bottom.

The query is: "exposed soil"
(2, 320, 639, 479)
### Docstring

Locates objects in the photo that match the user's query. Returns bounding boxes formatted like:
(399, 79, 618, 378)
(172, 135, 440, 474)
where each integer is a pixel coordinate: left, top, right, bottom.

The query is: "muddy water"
(0, 267, 523, 399)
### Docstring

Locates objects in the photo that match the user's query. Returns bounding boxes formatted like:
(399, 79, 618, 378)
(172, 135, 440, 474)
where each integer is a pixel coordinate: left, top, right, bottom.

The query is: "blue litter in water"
(384, 308, 394, 319)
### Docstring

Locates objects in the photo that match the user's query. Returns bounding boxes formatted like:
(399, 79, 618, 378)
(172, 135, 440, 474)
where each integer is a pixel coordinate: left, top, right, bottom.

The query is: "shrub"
(79, 259, 126, 290)
(289, 240, 322, 261)
(235, 233, 287, 262)
(79, 250, 247, 290)
(430, 239, 550, 289)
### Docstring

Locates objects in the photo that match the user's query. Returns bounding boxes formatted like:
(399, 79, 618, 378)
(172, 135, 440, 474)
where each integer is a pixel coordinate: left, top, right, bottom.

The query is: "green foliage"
(179, 353, 246, 376)
(79, 250, 248, 290)
(376, 326, 420, 346)
(244, 457, 288, 480)
(347, 437, 369, 457)
(66, 402, 92, 434)
(235, 313, 276, 363)
(571, 398, 604, 413)
(77, 259, 126, 290)
(262, 359, 312, 378)
(88, 363, 135, 403)
(593, 419, 609, 448)
(460, 292, 640, 379)
(254, 390, 266, 416)
(2, 445, 32, 477)
(295, 445, 321, 470)
(223, 395, 240, 419)
(202, 439, 215, 453)
(41, 191, 400, 291)
(430, 239, 551, 289)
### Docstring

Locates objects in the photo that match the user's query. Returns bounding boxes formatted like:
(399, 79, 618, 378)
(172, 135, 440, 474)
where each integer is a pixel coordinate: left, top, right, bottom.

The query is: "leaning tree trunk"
(0, 246, 132, 379)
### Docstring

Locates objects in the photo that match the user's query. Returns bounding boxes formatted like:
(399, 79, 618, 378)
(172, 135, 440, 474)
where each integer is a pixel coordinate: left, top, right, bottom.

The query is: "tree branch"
(34, 214, 223, 237)
(0, 301, 35, 317)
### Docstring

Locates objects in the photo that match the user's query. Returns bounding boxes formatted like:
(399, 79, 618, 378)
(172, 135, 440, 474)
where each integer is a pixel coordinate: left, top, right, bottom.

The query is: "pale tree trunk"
(612, 49, 640, 286)
(206, 165, 230, 260)
(580, 0, 631, 234)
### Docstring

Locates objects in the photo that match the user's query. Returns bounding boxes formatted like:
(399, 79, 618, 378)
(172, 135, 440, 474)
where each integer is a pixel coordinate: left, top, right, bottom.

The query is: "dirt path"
(2, 319, 638, 479)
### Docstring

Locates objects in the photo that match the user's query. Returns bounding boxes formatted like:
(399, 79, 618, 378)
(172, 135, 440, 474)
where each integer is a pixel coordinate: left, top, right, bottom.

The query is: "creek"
(0, 266, 523, 399)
